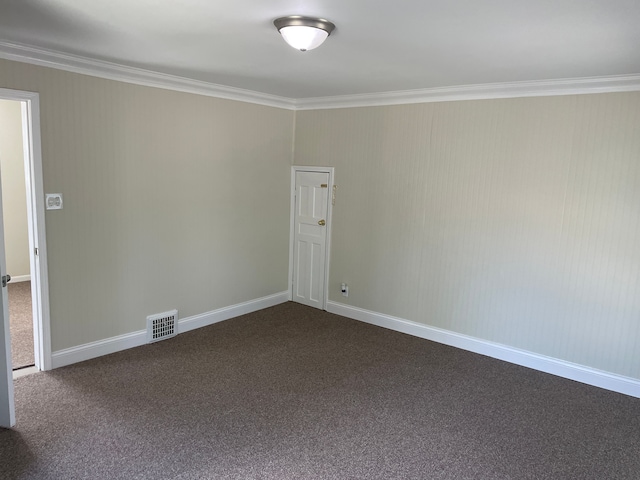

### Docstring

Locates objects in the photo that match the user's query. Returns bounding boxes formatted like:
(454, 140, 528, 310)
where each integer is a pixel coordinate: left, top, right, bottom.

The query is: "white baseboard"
(327, 301, 640, 399)
(51, 330, 146, 369)
(51, 291, 289, 369)
(9, 275, 30, 283)
(178, 291, 289, 333)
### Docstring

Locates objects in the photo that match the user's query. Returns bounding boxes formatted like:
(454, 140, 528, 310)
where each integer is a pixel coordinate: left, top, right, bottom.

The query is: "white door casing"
(19, 97, 51, 372)
(0, 89, 51, 374)
(0, 174, 16, 427)
(290, 167, 334, 309)
(0, 89, 51, 427)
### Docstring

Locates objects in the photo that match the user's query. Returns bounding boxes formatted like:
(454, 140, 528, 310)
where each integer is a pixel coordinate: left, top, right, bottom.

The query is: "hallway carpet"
(8, 280, 34, 369)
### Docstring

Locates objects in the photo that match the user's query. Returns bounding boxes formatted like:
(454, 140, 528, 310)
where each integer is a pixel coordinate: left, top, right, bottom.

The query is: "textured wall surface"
(0, 99, 30, 278)
(294, 93, 640, 379)
(2, 54, 639, 381)
(0, 59, 294, 351)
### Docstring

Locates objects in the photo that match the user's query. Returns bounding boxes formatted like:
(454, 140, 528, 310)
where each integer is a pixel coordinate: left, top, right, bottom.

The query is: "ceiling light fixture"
(274, 16, 336, 52)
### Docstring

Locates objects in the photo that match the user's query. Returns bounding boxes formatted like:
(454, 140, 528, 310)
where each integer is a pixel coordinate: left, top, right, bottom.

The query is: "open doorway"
(8, 281, 33, 371)
(0, 98, 35, 372)
(0, 89, 52, 378)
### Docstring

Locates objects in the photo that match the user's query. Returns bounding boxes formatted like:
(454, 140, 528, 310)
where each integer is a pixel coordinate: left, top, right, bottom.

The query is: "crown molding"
(294, 74, 640, 110)
(1, 40, 639, 112)
(0, 41, 297, 110)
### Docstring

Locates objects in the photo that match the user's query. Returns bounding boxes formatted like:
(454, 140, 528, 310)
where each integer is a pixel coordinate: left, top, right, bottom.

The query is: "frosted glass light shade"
(279, 26, 329, 51)
(274, 16, 336, 52)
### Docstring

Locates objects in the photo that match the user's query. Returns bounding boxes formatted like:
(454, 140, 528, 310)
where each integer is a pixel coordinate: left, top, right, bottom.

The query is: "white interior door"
(293, 171, 329, 309)
(0, 177, 16, 428)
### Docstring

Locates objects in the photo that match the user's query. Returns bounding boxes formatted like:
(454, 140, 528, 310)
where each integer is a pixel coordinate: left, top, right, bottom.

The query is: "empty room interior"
(0, 1, 639, 478)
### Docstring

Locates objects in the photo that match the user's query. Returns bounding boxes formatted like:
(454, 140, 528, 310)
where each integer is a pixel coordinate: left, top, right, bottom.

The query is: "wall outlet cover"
(45, 193, 63, 210)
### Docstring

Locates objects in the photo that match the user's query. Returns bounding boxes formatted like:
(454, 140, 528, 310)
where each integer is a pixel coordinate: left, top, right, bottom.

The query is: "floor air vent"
(147, 309, 178, 343)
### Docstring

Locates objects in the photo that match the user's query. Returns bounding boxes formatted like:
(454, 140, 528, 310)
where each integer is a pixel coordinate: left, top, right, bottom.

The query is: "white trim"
(289, 166, 335, 310)
(288, 169, 296, 302)
(12, 365, 38, 380)
(0, 41, 296, 110)
(0, 89, 52, 372)
(22, 92, 52, 371)
(295, 75, 640, 110)
(1, 41, 639, 111)
(8, 275, 30, 283)
(51, 291, 289, 369)
(51, 330, 146, 370)
(327, 301, 640, 399)
(178, 291, 288, 333)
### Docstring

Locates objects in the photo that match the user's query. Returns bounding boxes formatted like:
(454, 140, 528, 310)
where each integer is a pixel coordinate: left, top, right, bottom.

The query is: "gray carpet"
(1, 302, 639, 479)
(8, 281, 34, 369)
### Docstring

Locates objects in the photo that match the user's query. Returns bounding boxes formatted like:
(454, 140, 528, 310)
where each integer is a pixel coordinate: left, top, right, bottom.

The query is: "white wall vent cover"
(146, 309, 178, 343)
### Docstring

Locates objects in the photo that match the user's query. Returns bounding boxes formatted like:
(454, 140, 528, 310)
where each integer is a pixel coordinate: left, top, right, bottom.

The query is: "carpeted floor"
(8, 280, 34, 369)
(1, 302, 639, 479)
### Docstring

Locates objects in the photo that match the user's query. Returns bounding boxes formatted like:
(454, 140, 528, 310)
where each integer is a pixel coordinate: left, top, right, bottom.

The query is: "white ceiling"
(1, 0, 639, 100)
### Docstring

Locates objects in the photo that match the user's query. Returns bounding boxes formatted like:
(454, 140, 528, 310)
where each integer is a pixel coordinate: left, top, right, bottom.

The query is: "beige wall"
(0, 99, 30, 278)
(294, 93, 640, 380)
(2, 55, 639, 381)
(0, 58, 294, 351)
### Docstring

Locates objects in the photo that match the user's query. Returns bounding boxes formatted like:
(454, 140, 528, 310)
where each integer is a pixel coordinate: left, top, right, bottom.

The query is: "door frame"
(0, 88, 52, 372)
(288, 166, 335, 310)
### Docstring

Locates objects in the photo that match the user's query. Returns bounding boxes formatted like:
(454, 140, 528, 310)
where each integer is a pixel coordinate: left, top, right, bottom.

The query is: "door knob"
(318, 219, 326, 226)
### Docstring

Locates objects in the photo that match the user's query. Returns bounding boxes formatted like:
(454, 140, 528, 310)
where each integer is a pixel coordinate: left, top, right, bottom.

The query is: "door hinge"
(34, 247, 39, 256)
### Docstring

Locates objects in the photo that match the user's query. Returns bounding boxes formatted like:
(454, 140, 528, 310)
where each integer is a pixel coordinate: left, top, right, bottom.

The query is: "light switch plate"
(45, 193, 63, 210)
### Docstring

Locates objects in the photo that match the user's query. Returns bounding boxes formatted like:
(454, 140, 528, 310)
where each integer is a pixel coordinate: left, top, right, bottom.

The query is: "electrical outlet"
(340, 283, 349, 297)
(45, 193, 63, 210)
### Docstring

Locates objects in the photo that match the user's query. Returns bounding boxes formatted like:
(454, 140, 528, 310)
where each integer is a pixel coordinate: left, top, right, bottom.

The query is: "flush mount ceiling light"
(274, 15, 336, 51)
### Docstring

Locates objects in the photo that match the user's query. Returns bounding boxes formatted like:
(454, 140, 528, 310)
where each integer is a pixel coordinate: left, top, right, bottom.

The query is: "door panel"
(0, 174, 16, 427)
(293, 171, 329, 309)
